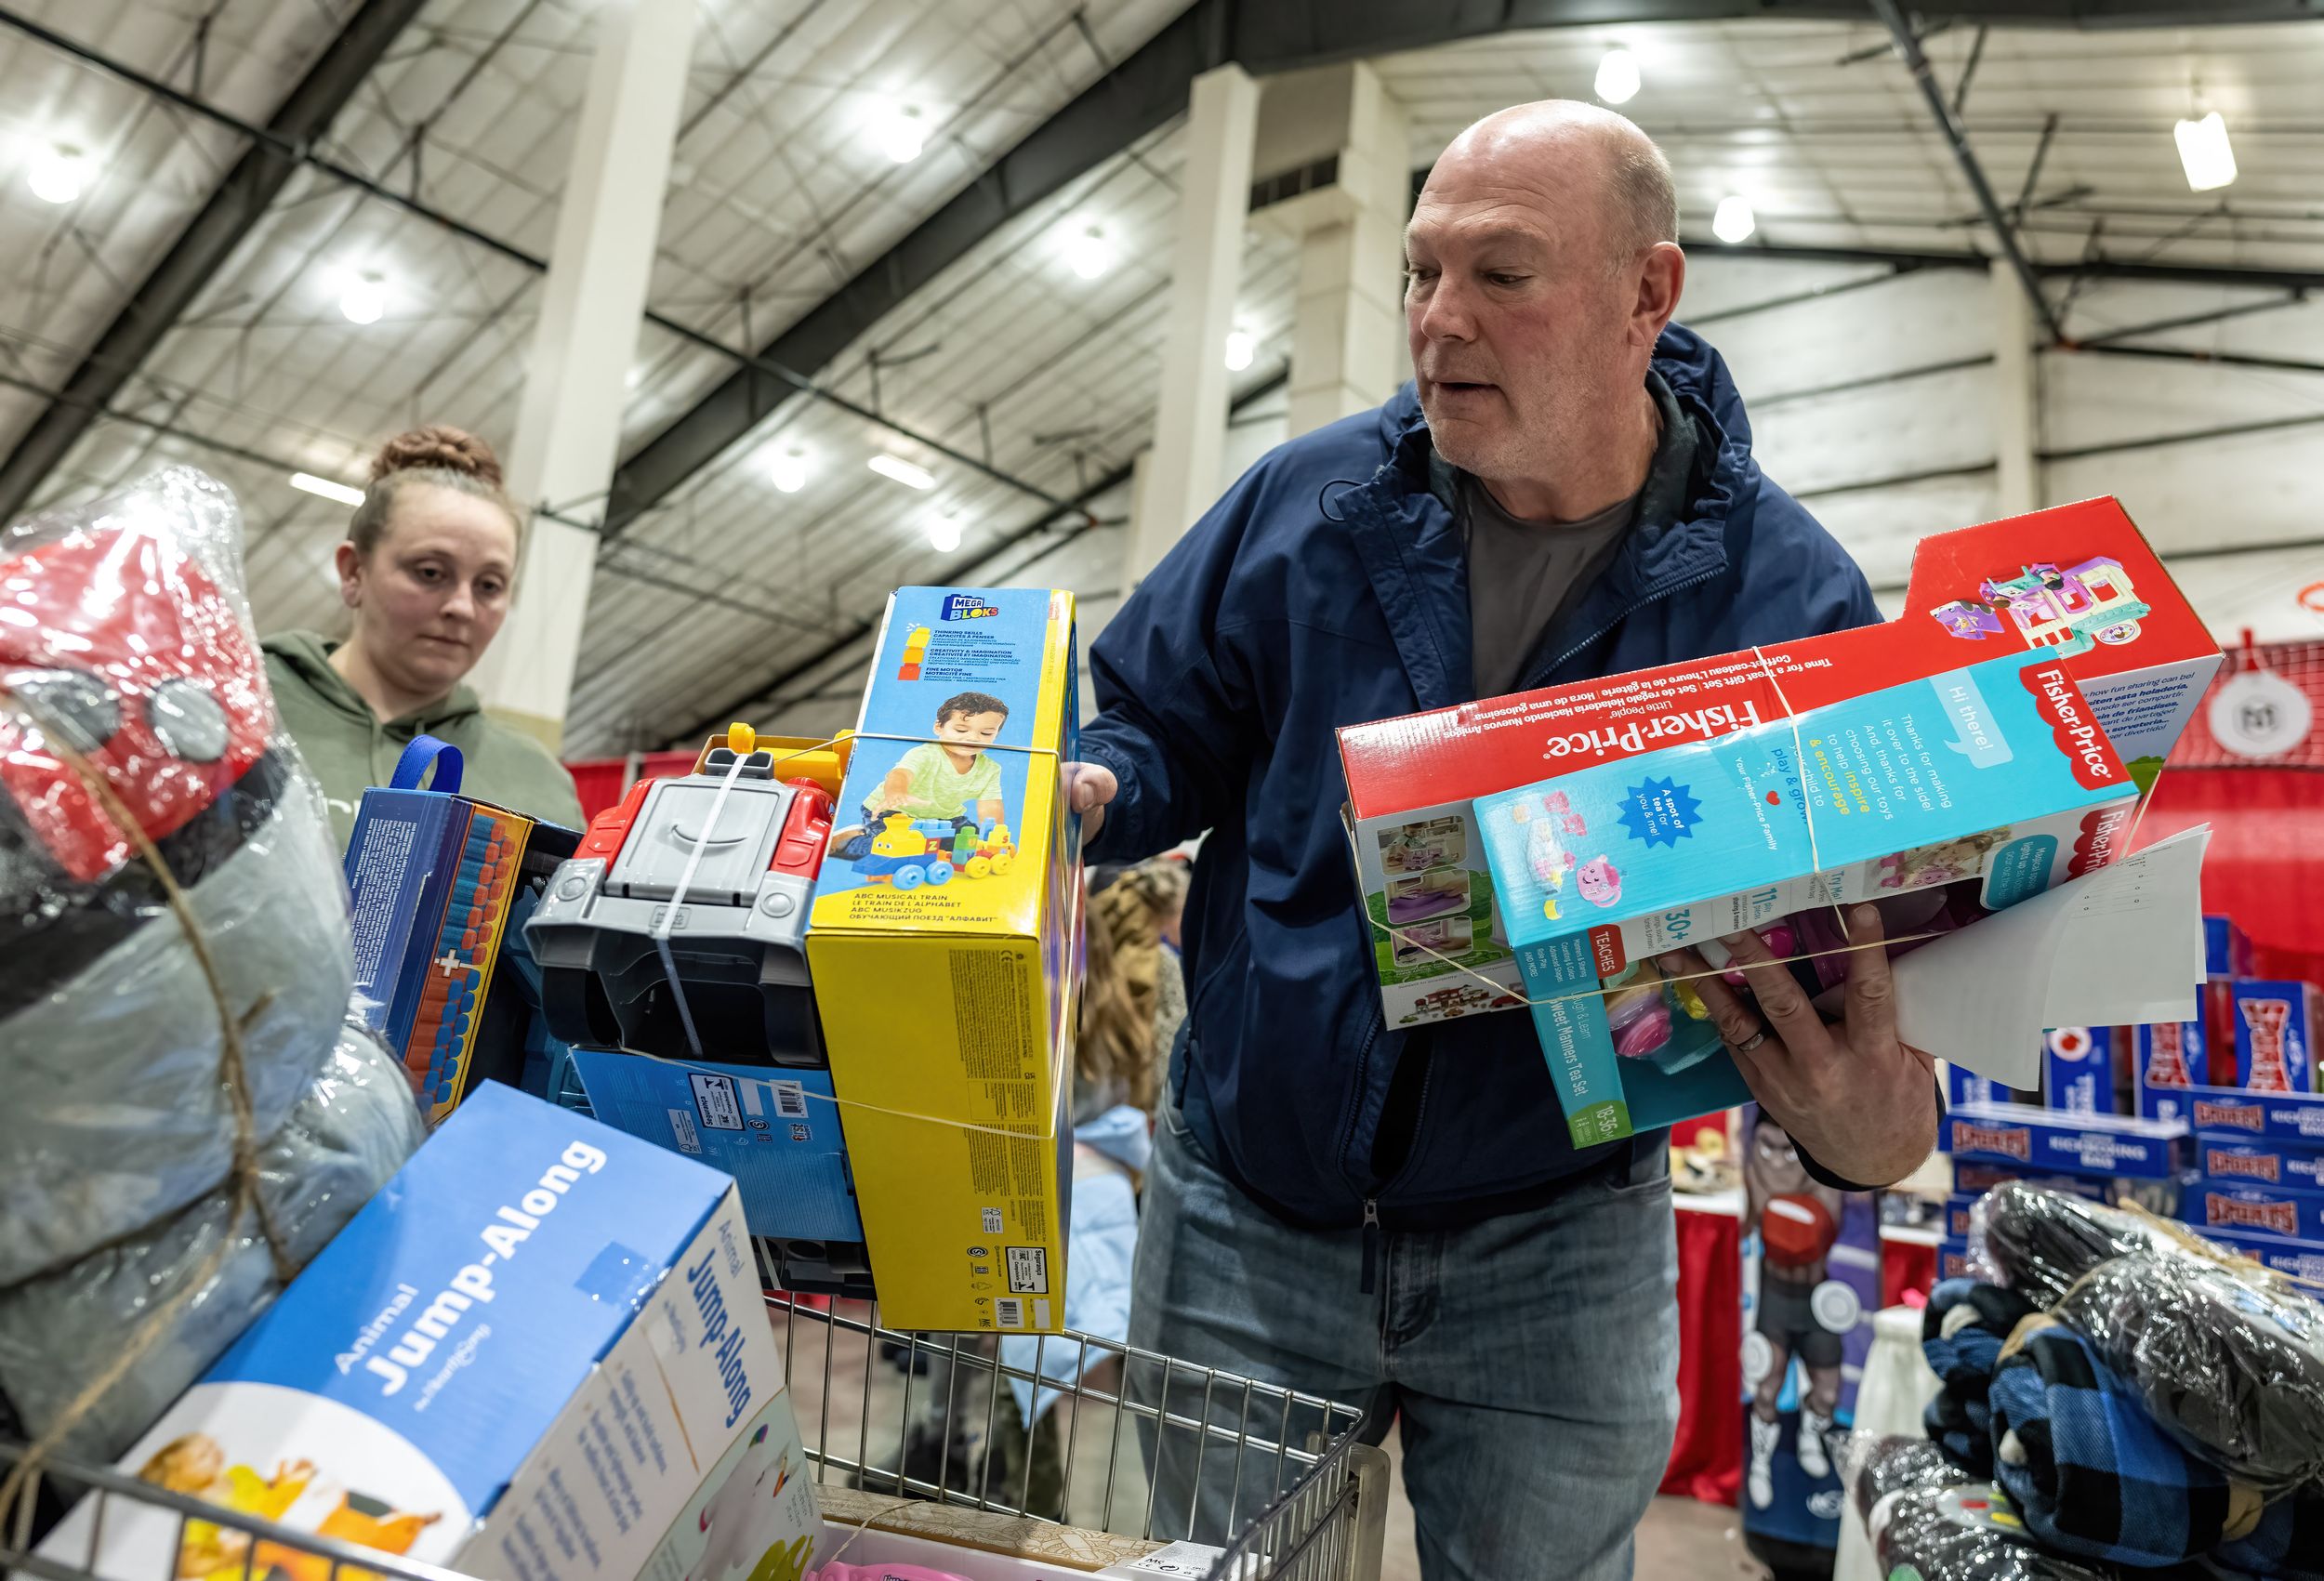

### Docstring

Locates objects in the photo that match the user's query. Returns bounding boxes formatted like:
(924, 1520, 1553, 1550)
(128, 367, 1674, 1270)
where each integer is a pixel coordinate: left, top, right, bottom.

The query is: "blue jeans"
(1128, 1105, 1680, 1580)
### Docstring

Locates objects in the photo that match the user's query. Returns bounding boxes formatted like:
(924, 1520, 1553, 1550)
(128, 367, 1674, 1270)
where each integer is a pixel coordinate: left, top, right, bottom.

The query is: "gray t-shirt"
(1463, 477, 1636, 699)
(1460, 373, 1700, 699)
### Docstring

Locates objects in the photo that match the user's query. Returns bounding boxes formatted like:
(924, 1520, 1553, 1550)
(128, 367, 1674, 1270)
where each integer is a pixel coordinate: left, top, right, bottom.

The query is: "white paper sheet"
(1889, 826, 2211, 1088)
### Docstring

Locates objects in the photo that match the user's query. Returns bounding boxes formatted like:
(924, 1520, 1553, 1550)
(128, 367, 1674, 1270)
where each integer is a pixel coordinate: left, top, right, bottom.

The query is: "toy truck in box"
(1338, 497, 2220, 1032)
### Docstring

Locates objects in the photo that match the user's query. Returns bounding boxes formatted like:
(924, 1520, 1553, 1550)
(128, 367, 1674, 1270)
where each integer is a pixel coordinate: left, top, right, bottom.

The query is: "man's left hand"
(1659, 904, 1935, 1188)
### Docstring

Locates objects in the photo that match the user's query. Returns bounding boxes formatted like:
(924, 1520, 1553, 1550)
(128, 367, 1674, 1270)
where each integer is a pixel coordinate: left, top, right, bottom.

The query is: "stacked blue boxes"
(2175, 1095, 2324, 1269)
(1939, 1104, 2189, 1277)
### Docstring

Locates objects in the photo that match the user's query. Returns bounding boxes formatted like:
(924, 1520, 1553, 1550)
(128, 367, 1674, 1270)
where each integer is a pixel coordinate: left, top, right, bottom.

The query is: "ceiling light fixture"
(1065, 225, 1114, 281)
(1594, 48, 1641, 106)
(1223, 329, 1255, 372)
(2174, 111, 2238, 192)
(1711, 194, 1756, 244)
(25, 141, 89, 204)
(338, 271, 387, 325)
(928, 513, 963, 553)
(768, 447, 809, 494)
(869, 454, 935, 491)
(875, 103, 927, 165)
(289, 471, 365, 507)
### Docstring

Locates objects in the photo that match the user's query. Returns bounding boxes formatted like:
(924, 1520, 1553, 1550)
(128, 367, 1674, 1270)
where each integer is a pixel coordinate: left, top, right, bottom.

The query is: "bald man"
(1071, 103, 1935, 1577)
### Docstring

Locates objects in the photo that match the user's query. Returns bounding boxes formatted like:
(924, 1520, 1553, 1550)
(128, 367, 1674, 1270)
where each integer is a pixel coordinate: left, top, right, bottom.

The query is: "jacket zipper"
(1530, 565, 1723, 688)
(1358, 1043, 1436, 1298)
(1360, 1199, 1381, 1296)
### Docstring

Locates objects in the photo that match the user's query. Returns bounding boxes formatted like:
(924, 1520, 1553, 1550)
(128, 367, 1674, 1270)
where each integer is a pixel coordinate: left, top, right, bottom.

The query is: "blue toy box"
(564, 1053, 860, 1243)
(2199, 1138, 2324, 1190)
(2205, 914, 2254, 979)
(1947, 1063, 2032, 1111)
(1943, 1102, 2187, 1180)
(1937, 1239, 1974, 1282)
(2233, 980, 2321, 1097)
(2184, 1179, 2324, 1244)
(2042, 1026, 2127, 1115)
(42, 1083, 779, 1581)
(1473, 647, 2138, 1146)
(2198, 1226, 2324, 1281)
(2135, 1017, 2214, 1123)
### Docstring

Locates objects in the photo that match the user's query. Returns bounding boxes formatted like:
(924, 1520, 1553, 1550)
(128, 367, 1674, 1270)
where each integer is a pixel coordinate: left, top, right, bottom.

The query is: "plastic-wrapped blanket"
(1848, 1432, 1969, 1525)
(0, 1022, 420, 1463)
(1921, 1279, 2041, 1475)
(1871, 1482, 2117, 1581)
(0, 469, 354, 1285)
(1968, 1181, 2185, 1308)
(1985, 1318, 2324, 1578)
(2054, 1253, 2324, 1495)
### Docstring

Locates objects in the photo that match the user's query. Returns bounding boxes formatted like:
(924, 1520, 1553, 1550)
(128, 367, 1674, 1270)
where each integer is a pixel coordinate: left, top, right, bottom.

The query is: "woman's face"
(339, 484, 517, 700)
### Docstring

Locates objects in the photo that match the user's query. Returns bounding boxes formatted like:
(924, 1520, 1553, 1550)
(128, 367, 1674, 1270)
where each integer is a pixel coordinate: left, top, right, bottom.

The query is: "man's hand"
(1659, 904, 1935, 1188)
(1065, 762, 1118, 841)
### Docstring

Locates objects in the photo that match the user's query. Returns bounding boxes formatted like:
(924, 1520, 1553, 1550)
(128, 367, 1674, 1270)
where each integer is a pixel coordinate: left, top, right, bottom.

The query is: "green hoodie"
(262, 630, 586, 848)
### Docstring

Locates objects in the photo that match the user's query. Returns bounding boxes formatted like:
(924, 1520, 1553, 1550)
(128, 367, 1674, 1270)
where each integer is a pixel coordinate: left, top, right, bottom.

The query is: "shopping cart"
(2, 1287, 1387, 1581)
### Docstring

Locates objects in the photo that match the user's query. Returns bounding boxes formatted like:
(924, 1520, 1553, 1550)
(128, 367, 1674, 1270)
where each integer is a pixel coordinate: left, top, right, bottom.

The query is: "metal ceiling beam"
(664, 367, 1288, 743)
(1868, 0, 2066, 343)
(1683, 235, 2324, 295)
(603, 0, 2315, 543)
(0, 0, 430, 522)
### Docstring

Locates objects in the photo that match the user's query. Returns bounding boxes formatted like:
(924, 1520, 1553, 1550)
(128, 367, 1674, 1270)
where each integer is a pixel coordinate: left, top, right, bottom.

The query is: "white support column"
(471, 0, 698, 751)
(1124, 63, 1259, 590)
(1990, 258, 2040, 517)
(1285, 62, 1409, 438)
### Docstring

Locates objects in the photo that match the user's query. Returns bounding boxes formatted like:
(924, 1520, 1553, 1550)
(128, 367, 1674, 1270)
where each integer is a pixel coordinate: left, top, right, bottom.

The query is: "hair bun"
(369, 424, 504, 487)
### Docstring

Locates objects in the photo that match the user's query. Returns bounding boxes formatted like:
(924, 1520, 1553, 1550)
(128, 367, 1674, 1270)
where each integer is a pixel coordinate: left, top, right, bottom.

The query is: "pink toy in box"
(1338, 496, 2221, 1031)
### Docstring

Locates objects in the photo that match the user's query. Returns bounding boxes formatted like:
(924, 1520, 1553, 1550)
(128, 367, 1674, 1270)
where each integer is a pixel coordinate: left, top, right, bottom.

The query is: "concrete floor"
(775, 1302, 1767, 1580)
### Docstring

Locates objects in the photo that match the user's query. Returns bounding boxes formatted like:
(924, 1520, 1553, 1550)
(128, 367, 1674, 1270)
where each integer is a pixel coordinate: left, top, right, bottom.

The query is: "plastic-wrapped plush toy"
(0, 468, 419, 1460)
(0, 1021, 420, 1461)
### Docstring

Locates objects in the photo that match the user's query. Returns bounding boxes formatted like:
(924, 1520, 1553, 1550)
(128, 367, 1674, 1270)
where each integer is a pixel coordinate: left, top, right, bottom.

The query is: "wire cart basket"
(3, 1285, 1387, 1581)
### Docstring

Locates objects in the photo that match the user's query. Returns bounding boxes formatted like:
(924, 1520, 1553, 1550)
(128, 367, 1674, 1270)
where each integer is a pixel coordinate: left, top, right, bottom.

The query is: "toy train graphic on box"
(854, 810, 1017, 889)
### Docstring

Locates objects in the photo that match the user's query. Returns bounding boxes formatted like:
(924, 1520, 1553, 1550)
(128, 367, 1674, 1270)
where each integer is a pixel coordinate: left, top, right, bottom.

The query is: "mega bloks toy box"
(1338, 498, 2220, 1039)
(1469, 645, 2138, 1143)
(807, 586, 1082, 1334)
(345, 740, 578, 1123)
(38, 1082, 779, 1581)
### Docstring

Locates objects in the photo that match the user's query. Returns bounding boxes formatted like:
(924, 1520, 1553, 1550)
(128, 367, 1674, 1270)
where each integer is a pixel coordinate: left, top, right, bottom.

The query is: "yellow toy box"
(808, 587, 1083, 1334)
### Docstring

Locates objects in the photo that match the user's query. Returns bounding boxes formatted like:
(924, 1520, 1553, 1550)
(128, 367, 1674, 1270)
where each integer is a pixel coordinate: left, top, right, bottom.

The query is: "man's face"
(934, 709, 1006, 749)
(1404, 150, 1641, 489)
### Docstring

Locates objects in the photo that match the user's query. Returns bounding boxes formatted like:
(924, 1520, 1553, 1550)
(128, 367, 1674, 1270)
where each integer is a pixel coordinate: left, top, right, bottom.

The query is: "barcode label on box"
(1006, 1245, 1049, 1295)
(667, 1109, 701, 1154)
(689, 1074, 742, 1130)
(995, 1298, 1023, 1329)
(772, 1079, 808, 1119)
(981, 1207, 1003, 1234)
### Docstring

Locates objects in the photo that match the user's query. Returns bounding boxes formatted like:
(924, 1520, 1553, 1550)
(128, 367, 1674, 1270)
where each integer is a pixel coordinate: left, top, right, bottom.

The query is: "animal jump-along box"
(2043, 1026, 2128, 1115)
(1337, 497, 2221, 1034)
(2234, 980, 2322, 1096)
(39, 1083, 778, 1581)
(2183, 1179, 2324, 1244)
(1470, 647, 2136, 1145)
(2199, 1139, 2324, 1189)
(808, 587, 1082, 1334)
(637, 1390, 819, 1581)
(345, 741, 578, 1124)
(1942, 1102, 2188, 1181)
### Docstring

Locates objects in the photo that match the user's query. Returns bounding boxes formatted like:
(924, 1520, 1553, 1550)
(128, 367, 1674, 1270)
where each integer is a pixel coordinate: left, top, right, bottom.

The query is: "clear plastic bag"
(0, 1021, 420, 1463)
(1847, 1431, 1969, 1525)
(1870, 1482, 2117, 1580)
(2053, 1252, 2324, 1495)
(1968, 1180, 2189, 1307)
(0, 468, 351, 1285)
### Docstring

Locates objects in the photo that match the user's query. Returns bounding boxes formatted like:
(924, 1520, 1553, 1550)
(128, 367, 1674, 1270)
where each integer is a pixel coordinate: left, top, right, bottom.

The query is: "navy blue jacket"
(1080, 326, 1881, 1229)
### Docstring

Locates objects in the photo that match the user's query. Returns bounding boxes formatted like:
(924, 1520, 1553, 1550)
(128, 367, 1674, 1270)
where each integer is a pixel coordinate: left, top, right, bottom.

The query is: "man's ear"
(1634, 242, 1686, 348)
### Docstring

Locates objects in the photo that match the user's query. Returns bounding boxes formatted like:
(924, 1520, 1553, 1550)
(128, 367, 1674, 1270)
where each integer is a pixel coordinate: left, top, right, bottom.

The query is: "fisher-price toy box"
(1339, 497, 2217, 1075)
(345, 743, 579, 1124)
(38, 1082, 777, 1581)
(1472, 644, 2139, 1144)
(808, 586, 1082, 1335)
